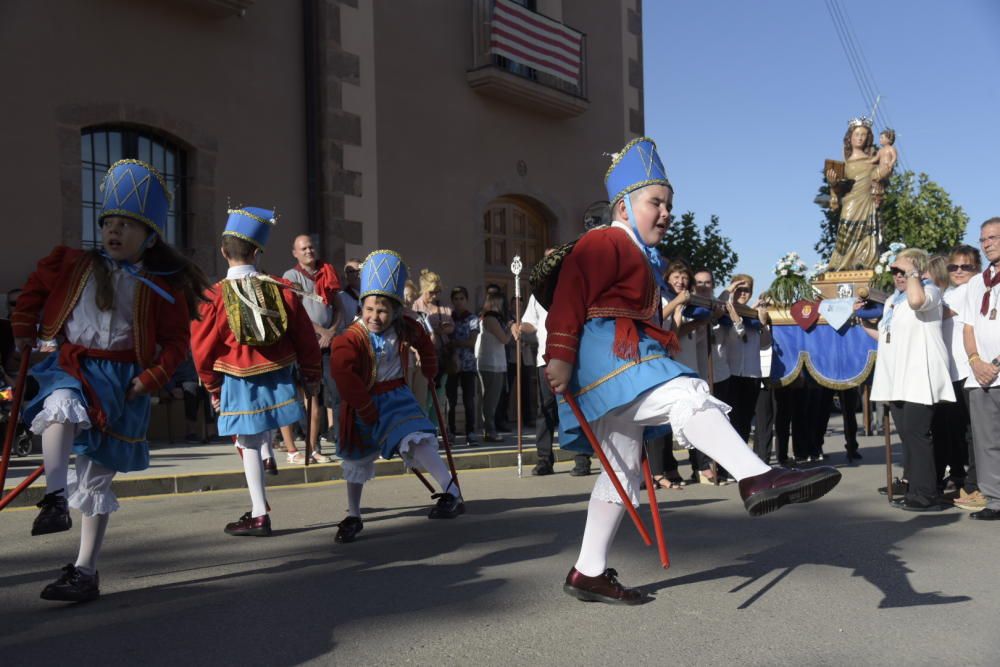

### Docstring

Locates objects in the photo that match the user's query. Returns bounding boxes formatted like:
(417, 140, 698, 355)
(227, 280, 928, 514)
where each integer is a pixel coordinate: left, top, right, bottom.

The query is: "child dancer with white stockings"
(14, 160, 208, 602)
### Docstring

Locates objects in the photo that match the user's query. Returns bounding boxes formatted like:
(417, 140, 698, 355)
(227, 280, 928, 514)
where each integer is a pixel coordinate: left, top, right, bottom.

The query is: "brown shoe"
(739, 466, 842, 517)
(563, 567, 646, 605)
(224, 511, 272, 536)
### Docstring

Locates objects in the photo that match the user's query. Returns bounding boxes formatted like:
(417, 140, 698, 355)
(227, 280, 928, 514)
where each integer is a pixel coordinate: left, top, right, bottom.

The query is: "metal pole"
(510, 255, 523, 478)
(883, 404, 893, 503)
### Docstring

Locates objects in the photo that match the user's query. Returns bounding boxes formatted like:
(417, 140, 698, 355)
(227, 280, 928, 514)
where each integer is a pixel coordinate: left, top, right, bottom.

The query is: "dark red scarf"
(981, 264, 1000, 315)
(291, 261, 341, 306)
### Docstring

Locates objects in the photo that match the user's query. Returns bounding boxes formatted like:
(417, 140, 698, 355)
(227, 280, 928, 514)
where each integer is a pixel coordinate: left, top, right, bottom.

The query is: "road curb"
(2, 448, 581, 508)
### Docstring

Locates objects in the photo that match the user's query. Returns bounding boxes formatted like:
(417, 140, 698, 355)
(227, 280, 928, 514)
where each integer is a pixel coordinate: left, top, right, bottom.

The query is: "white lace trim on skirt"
(67, 456, 119, 516)
(342, 452, 379, 484)
(30, 388, 91, 436)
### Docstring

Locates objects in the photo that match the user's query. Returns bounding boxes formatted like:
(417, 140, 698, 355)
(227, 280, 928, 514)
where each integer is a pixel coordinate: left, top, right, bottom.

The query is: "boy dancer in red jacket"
(545, 138, 841, 605)
(190, 206, 322, 536)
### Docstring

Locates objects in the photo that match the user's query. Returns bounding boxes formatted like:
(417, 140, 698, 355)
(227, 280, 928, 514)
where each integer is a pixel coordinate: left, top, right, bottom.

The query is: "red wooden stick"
(412, 467, 436, 494)
(0, 348, 32, 492)
(428, 382, 460, 492)
(0, 464, 44, 512)
(562, 391, 652, 547)
(641, 455, 670, 569)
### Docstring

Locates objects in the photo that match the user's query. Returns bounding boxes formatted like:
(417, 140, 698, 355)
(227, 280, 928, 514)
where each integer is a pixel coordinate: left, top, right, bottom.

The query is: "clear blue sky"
(643, 0, 1000, 292)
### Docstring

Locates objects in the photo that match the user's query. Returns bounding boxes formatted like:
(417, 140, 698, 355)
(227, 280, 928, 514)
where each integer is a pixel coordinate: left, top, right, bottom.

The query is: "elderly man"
(963, 218, 1000, 520)
(282, 235, 342, 463)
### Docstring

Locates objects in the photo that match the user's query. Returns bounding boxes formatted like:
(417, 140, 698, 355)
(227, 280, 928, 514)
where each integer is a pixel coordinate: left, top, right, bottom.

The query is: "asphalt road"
(2, 444, 997, 667)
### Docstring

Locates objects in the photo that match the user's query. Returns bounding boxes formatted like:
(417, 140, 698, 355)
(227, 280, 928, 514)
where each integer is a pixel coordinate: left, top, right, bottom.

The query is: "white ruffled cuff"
(341, 453, 378, 484)
(670, 393, 731, 449)
(67, 468, 119, 516)
(30, 390, 91, 436)
(397, 432, 438, 466)
(591, 470, 641, 507)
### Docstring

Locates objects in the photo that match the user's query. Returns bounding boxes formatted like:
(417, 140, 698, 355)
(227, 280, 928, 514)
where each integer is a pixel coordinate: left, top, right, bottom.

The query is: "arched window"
(81, 127, 187, 248)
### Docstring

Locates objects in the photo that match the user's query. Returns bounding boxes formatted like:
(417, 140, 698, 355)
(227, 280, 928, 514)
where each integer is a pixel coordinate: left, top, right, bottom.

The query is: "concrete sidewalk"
(1, 431, 573, 508)
(2, 412, 869, 508)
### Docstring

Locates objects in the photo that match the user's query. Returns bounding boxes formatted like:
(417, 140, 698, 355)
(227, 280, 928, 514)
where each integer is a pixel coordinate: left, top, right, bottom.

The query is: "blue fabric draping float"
(770, 323, 877, 390)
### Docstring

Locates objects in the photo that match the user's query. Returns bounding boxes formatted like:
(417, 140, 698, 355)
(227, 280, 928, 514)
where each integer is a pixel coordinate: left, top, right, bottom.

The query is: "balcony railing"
(467, 0, 589, 117)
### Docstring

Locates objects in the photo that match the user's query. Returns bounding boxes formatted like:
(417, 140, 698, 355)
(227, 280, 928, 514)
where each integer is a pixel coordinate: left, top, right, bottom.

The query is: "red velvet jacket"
(190, 276, 322, 395)
(330, 317, 437, 449)
(12, 246, 190, 393)
(545, 225, 676, 365)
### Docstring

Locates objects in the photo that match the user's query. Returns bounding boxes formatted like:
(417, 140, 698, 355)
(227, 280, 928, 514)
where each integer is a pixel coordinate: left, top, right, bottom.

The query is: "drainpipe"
(302, 0, 322, 243)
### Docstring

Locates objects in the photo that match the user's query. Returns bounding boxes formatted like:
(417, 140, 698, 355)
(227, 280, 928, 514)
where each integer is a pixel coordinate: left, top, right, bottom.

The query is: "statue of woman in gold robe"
(827, 120, 879, 271)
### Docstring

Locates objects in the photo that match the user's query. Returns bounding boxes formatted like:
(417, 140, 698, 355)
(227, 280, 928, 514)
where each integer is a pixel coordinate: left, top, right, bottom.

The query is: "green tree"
(659, 212, 738, 283)
(815, 170, 969, 259)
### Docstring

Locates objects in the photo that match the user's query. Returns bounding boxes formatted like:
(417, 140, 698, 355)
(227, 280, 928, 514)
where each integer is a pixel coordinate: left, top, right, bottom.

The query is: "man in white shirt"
(513, 292, 591, 476)
(338, 258, 363, 331)
(963, 218, 1000, 520)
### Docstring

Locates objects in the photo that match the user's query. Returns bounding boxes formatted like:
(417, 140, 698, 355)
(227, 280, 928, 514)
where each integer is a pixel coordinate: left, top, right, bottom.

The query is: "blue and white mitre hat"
(359, 250, 408, 304)
(99, 159, 171, 236)
(604, 136, 671, 206)
(223, 205, 277, 251)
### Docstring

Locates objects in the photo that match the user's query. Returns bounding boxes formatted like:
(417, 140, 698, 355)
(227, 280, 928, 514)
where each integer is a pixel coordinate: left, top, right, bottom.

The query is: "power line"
(824, 0, 912, 173)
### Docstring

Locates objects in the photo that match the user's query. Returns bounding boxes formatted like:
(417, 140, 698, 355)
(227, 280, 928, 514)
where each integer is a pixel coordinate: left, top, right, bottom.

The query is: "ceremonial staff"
(511, 255, 524, 478)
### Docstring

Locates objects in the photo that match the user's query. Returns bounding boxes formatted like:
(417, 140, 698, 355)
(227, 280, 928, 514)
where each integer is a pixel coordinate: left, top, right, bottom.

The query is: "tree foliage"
(659, 212, 739, 283)
(815, 170, 969, 259)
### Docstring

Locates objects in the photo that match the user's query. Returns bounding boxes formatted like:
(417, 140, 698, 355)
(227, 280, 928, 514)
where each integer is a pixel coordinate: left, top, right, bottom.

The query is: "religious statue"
(825, 117, 883, 271)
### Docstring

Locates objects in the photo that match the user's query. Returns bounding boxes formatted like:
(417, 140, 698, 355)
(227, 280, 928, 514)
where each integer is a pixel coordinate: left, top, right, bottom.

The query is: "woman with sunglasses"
(865, 248, 956, 511)
(937, 246, 984, 509)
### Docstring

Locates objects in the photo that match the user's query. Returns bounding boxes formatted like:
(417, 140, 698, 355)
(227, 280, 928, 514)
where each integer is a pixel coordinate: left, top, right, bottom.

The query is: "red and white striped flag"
(489, 0, 583, 86)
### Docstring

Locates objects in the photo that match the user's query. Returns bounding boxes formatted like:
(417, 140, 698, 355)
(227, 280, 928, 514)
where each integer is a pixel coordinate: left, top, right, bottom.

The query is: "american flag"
(489, 0, 583, 86)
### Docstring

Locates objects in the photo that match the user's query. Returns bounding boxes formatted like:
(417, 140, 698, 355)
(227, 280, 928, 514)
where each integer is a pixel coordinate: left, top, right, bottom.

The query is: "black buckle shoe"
(40, 564, 100, 603)
(335, 516, 364, 543)
(428, 492, 466, 519)
(32, 490, 72, 536)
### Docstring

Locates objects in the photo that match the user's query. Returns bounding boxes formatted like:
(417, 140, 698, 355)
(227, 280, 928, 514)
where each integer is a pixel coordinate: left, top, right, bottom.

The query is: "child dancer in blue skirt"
(190, 206, 322, 537)
(13, 160, 210, 602)
(330, 250, 463, 543)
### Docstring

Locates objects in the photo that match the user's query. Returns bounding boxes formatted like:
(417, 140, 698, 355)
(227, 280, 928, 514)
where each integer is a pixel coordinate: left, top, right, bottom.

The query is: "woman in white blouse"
(866, 248, 956, 511)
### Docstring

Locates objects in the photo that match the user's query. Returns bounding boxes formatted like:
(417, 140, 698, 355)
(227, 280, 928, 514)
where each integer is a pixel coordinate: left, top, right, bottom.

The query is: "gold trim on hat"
(608, 177, 673, 207)
(604, 136, 657, 183)
(103, 159, 173, 205)
(227, 208, 277, 225)
(222, 229, 266, 251)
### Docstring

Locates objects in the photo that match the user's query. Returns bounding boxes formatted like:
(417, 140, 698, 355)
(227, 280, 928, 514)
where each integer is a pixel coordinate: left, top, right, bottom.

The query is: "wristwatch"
(906, 270, 921, 279)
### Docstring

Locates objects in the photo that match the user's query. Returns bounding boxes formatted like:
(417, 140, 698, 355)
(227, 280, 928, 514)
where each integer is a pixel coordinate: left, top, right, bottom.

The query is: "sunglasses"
(947, 264, 976, 272)
(889, 267, 906, 277)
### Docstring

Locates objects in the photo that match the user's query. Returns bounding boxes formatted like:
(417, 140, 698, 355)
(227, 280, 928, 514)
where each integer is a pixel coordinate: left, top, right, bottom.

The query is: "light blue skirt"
(338, 385, 438, 461)
(557, 318, 695, 453)
(217, 366, 304, 436)
(21, 353, 150, 473)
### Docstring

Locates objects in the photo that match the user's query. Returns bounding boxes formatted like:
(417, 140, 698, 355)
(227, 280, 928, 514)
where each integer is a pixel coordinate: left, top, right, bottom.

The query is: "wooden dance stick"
(883, 404, 893, 503)
(641, 454, 670, 569)
(428, 381, 460, 492)
(561, 391, 652, 547)
(0, 464, 44, 512)
(303, 388, 312, 468)
(412, 467, 436, 494)
(511, 255, 524, 478)
(0, 347, 32, 493)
